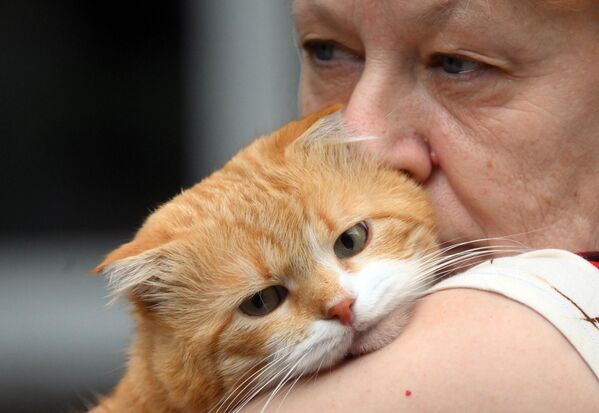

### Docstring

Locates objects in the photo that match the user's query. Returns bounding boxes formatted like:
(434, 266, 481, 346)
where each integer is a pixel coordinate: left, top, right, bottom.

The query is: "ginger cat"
(90, 106, 438, 413)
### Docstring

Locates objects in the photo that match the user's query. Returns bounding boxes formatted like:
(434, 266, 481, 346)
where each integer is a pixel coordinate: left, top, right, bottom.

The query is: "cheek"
(282, 319, 352, 373)
(299, 65, 359, 116)
(344, 259, 425, 332)
(433, 102, 550, 190)
(421, 108, 515, 239)
(424, 102, 560, 241)
(428, 75, 516, 116)
(218, 315, 314, 359)
(430, 78, 568, 178)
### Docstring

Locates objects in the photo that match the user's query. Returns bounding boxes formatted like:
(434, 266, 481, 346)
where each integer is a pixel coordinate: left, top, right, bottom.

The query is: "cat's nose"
(326, 298, 355, 326)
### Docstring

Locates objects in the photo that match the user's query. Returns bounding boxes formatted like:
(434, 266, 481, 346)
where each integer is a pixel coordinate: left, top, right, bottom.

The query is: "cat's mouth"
(347, 326, 377, 356)
(348, 305, 411, 356)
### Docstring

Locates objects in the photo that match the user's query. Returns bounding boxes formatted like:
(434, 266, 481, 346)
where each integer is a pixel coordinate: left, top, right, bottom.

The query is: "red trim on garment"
(577, 251, 599, 270)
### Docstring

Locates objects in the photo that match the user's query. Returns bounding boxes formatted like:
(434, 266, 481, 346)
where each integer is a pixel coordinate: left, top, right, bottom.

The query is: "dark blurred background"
(0, 1, 298, 411)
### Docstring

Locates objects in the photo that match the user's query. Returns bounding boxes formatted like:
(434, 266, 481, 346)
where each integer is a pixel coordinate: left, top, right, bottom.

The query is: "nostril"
(326, 298, 355, 326)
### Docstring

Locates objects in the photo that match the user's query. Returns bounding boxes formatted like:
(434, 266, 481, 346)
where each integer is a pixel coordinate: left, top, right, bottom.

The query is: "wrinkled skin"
(294, 0, 599, 252)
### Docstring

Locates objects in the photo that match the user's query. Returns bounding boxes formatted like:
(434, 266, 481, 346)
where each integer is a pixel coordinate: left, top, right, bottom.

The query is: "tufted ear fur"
(269, 103, 344, 150)
(284, 106, 378, 162)
(92, 238, 182, 306)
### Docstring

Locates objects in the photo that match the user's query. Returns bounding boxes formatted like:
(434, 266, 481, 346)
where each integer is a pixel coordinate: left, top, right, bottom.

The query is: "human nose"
(326, 297, 355, 326)
(343, 75, 433, 183)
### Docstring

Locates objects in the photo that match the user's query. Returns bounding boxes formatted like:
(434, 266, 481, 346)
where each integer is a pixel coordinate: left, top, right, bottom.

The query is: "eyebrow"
(292, 0, 348, 29)
(293, 0, 461, 27)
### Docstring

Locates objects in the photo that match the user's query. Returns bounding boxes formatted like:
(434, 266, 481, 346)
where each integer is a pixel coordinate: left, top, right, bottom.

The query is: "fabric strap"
(577, 251, 599, 269)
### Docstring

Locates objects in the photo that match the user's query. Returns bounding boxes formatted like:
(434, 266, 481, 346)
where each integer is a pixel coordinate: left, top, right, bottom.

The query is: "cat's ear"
(297, 103, 345, 131)
(271, 103, 344, 148)
(93, 237, 164, 274)
(92, 238, 180, 305)
(284, 104, 375, 153)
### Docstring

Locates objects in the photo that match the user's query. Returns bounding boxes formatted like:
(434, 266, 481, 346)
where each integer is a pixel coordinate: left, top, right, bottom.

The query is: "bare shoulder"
(245, 289, 599, 412)
(398, 289, 599, 411)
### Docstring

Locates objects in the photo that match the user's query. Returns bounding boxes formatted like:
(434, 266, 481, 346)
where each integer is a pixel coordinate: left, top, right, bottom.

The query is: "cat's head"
(95, 105, 437, 406)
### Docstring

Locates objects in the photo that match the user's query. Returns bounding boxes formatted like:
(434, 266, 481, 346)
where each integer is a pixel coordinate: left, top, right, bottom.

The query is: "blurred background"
(1, 1, 299, 411)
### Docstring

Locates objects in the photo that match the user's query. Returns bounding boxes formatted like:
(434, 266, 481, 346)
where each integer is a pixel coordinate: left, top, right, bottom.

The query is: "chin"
(349, 305, 411, 356)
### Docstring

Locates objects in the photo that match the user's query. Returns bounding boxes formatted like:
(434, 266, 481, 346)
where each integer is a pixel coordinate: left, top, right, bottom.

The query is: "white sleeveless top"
(426, 249, 599, 380)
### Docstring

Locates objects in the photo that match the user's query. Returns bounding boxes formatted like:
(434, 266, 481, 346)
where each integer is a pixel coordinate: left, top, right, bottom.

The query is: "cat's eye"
(239, 285, 288, 317)
(334, 221, 369, 259)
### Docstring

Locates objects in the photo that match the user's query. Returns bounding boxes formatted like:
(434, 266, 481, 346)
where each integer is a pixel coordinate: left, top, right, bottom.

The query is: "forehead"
(293, 0, 589, 25)
(292, 0, 583, 54)
(293, 0, 459, 24)
(293, 0, 505, 42)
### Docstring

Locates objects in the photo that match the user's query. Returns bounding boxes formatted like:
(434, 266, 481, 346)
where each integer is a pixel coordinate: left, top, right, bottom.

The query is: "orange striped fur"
(91, 105, 438, 413)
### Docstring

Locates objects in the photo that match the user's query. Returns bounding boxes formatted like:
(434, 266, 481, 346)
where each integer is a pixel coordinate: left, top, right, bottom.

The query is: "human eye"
(304, 41, 337, 62)
(429, 53, 487, 78)
(424, 50, 510, 105)
(301, 40, 361, 67)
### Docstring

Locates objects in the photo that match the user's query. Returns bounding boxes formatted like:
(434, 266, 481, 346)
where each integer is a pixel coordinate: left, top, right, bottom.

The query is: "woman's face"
(293, 0, 599, 250)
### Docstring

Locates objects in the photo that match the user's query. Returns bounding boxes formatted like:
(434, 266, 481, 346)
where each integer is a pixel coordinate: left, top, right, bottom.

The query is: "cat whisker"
(437, 247, 524, 268)
(410, 247, 529, 295)
(226, 365, 285, 413)
(274, 347, 328, 412)
(417, 245, 528, 275)
(417, 236, 528, 264)
(214, 346, 294, 413)
(389, 246, 528, 306)
(231, 367, 286, 413)
(231, 351, 308, 413)
(213, 369, 269, 413)
(311, 354, 327, 383)
(439, 232, 535, 249)
(407, 244, 500, 277)
(258, 351, 310, 413)
(228, 345, 304, 413)
(276, 369, 306, 413)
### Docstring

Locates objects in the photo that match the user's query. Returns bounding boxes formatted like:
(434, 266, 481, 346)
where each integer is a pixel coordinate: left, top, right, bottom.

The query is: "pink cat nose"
(326, 298, 355, 326)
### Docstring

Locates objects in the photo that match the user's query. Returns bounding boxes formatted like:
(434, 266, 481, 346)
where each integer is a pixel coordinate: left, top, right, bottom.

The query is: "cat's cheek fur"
(342, 258, 428, 353)
(288, 320, 353, 373)
(350, 304, 411, 355)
